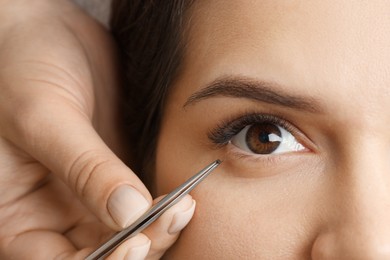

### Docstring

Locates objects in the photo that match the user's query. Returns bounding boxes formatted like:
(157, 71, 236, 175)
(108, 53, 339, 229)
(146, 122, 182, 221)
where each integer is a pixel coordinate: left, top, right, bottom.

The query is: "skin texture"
(155, 0, 390, 259)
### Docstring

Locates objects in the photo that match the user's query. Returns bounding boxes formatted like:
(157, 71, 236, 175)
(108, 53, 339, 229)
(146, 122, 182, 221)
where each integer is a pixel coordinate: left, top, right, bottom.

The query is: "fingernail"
(125, 239, 151, 260)
(108, 185, 150, 228)
(168, 199, 196, 234)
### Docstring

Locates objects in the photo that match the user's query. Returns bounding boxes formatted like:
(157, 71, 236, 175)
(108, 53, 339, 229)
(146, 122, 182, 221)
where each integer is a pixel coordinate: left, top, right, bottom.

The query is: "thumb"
(2, 97, 152, 230)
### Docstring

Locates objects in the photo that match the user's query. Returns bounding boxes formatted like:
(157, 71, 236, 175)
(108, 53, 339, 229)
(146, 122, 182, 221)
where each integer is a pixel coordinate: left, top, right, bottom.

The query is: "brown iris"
(245, 123, 282, 154)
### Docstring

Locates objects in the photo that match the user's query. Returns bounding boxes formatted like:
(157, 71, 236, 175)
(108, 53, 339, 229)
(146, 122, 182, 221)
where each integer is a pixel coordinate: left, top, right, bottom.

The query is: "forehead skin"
(157, 0, 390, 259)
(172, 0, 390, 120)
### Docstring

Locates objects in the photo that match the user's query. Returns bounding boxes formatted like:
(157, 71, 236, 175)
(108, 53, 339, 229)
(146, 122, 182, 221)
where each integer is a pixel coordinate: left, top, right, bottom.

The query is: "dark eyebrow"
(183, 76, 323, 113)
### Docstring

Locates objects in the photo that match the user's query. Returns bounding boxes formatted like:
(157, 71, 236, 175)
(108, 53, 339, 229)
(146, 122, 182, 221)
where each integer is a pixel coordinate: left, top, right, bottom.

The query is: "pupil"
(259, 132, 270, 143)
(245, 123, 282, 154)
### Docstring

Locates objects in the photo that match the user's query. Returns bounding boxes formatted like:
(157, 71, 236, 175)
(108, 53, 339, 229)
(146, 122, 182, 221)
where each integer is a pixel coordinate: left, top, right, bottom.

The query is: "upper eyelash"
(208, 113, 296, 147)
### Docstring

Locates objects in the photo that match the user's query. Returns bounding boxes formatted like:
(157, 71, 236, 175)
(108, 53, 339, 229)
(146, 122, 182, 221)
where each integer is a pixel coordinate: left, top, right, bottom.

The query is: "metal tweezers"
(85, 159, 221, 260)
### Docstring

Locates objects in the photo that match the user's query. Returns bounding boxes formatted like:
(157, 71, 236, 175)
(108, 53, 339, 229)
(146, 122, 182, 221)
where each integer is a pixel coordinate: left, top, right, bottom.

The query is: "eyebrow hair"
(183, 76, 323, 113)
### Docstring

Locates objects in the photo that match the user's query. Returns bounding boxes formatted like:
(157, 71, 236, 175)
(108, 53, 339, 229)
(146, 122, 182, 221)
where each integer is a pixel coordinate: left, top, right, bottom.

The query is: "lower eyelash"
(224, 141, 290, 166)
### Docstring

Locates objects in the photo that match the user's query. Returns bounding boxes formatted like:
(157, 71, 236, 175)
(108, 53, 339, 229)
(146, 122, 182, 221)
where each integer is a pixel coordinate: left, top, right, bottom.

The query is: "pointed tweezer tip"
(216, 159, 223, 164)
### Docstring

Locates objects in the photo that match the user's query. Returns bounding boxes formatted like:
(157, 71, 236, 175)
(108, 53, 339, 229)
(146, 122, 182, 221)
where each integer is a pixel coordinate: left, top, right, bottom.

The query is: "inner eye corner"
(292, 131, 318, 153)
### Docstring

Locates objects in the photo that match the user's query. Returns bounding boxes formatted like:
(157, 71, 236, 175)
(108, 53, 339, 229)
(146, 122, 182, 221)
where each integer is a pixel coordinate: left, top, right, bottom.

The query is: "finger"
(143, 194, 196, 260)
(0, 230, 88, 260)
(2, 96, 152, 230)
(65, 221, 113, 249)
(106, 233, 151, 260)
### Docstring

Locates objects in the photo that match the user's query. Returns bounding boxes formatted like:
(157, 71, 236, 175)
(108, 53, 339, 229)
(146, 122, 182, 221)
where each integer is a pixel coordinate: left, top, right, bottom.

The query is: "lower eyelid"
(217, 143, 319, 180)
(224, 142, 287, 165)
(219, 145, 292, 178)
(224, 141, 312, 165)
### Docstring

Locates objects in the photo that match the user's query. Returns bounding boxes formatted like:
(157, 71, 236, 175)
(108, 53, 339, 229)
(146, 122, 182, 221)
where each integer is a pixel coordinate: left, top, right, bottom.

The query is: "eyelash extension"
(208, 113, 296, 148)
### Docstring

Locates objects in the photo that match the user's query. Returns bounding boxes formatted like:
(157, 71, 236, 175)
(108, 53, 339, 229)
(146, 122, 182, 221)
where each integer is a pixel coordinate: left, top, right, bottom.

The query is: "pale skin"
(0, 0, 194, 259)
(156, 0, 390, 259)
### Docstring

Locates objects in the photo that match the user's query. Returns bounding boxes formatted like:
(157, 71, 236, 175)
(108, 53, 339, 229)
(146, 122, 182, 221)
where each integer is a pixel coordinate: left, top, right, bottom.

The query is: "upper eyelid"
(208, 113, 295, 145)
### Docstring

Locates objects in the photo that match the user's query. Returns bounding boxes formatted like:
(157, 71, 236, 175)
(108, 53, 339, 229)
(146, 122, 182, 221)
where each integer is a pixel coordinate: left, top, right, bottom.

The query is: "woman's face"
(155, 0, 390, 258)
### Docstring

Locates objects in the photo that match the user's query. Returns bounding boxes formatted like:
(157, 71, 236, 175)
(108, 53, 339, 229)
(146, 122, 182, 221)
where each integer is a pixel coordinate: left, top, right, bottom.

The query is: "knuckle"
(66, 150, 111, 197)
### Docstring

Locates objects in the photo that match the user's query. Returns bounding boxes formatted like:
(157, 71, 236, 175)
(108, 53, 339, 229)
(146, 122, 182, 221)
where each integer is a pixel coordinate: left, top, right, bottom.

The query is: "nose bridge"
(312, 134, 390, 259)
(343, 139, 390, 201)
(341, 132, 390, 203)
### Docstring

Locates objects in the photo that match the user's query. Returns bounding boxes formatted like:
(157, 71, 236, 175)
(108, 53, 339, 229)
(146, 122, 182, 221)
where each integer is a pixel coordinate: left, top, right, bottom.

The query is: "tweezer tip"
(215, 159, 222, 164)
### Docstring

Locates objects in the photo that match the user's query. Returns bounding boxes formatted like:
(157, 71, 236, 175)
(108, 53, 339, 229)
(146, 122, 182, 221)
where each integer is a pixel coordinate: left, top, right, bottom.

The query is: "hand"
(0, 1, 194, 259)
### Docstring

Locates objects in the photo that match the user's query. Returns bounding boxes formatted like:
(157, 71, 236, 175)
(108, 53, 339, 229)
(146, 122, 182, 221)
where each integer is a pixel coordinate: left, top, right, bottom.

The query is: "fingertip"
(125, 239, 151, 260)
(138, 196, 196, 258)
(168, 198, 196, 234)
(106, 233, 151, 260)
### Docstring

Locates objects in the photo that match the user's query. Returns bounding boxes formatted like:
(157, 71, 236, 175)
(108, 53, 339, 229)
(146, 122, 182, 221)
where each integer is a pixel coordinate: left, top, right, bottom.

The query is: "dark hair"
(110, 0, 194, 189)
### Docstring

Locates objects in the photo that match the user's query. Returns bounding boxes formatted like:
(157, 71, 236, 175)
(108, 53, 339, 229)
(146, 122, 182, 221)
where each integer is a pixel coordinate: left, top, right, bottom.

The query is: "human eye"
(208, 113, 308, 155)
